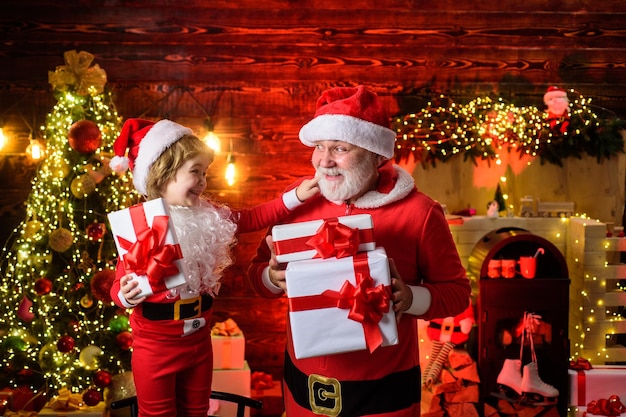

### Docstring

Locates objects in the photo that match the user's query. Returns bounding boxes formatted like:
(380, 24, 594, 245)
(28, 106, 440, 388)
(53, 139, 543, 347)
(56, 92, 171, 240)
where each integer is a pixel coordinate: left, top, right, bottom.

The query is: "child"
(108, 118, 319, 417)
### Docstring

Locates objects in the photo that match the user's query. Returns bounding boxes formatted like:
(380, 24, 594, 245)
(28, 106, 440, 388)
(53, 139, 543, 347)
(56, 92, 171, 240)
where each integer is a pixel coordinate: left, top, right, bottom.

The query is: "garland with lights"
(0, 50, 140, 413)
(392, 91, 625, 167)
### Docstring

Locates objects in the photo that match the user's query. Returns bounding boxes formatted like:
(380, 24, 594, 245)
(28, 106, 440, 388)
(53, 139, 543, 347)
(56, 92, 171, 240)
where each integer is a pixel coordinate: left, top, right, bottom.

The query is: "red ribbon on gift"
(585, 395, 626, 417)
(288, 252, 391, 353)
(116, 204, 183, 293)
(306, 218, 360, 259)
(570, 357, 593, 371)
(275, 218, 373, 259)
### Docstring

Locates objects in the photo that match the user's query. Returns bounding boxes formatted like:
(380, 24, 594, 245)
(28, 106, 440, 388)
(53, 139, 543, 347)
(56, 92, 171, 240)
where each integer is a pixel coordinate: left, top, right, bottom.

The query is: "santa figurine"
(422, 300, 475, 387)
(543, 86, 570, 133)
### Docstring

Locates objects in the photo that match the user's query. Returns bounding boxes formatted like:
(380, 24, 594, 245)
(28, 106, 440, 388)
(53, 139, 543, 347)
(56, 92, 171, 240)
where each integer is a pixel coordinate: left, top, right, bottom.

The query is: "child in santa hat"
(108, 118, 319, 417)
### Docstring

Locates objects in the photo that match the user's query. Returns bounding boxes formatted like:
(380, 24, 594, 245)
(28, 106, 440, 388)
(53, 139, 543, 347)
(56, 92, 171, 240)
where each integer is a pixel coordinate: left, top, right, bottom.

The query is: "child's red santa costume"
(109, 119, 305, 417)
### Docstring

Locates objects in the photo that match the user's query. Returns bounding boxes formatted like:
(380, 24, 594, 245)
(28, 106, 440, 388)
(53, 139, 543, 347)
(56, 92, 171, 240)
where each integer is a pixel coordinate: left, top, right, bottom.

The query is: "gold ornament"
(43, 154, 70, 179)
(80, 294, 93, 308)
(49, 227, 74, 252)
(23, 220, 44, 239)
(70, 174, 97, 199)
(78, 345, 103, 369)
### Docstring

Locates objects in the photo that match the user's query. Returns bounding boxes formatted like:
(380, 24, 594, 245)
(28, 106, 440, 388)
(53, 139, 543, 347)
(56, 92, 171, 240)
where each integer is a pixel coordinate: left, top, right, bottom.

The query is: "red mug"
(518, 256, 537, 279)
(487, 259, 501, 278)
(501, 260, 516, 279)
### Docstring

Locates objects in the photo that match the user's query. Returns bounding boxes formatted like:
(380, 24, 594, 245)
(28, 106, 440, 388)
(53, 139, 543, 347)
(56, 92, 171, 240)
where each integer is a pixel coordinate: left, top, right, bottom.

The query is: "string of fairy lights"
(0, 87, 139, 398)
(391, 91, 624, 167)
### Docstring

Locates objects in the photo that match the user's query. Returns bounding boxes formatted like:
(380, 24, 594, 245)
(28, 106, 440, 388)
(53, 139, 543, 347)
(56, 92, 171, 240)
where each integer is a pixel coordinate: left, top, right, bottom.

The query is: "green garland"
(392, 92, 625, 167)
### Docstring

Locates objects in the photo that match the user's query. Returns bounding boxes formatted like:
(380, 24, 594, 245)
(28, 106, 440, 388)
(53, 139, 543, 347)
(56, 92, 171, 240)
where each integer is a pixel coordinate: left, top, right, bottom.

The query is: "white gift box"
(286, 247, 398, 359)
(212, 361, 251, 417)
(272, 214, 375, 263)
(568, 365, 626, 406)
(107, 198, 188, 298)
(212, 333, 245, 370)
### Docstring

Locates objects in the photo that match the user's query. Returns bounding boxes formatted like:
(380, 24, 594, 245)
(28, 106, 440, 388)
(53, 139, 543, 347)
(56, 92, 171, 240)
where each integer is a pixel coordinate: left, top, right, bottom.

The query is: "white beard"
(168, 200, 237, 296)
(316, 154, 379, 204)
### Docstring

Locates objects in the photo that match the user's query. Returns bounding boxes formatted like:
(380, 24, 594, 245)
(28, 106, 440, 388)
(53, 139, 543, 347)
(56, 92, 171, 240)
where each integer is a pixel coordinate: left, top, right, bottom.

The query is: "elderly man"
(248, 85, 471, 417)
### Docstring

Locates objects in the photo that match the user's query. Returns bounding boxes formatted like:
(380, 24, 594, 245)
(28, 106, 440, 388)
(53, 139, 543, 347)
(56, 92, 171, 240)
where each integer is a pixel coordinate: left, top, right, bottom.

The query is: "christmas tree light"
(0, 50, 139, 411)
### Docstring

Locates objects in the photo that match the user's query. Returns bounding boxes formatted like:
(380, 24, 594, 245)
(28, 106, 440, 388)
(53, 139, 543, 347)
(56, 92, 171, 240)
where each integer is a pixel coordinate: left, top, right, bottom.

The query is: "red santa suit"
(111, 191, 302, 417)
(248, 161, 471, 417)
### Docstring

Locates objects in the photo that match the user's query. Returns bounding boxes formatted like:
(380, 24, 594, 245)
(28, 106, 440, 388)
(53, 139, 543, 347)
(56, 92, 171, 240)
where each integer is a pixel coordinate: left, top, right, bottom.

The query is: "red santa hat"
(543, 86, 568, 104)
(299, 86, 396, 159)
(109, 118, 192, 195)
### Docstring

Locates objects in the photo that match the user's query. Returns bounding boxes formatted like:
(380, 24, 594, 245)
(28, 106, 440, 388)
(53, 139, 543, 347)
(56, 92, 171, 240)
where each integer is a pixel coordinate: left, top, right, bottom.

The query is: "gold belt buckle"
(173, 296, 201, 320)
(307, 374, 342, 416)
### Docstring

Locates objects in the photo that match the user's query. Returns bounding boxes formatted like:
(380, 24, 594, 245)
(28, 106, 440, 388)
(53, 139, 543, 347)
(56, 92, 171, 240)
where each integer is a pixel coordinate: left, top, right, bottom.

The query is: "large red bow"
(569, 357, 592, 370)
(306, 218, 360, 259)
(321, 253, 390, 353)
(585, 395, 626, 417)
(117, 204, 182, 293)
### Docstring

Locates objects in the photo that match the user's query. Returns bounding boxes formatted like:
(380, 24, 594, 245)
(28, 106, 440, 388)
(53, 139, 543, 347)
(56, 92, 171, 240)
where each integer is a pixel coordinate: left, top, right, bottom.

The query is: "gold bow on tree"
(48, 50, 107, 96)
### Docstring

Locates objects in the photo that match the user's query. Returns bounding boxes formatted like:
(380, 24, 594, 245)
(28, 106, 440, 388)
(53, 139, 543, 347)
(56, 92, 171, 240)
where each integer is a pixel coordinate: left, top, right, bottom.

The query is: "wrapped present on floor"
(286, 247, 398, 359)
(568, 364, 626, 407)
(251, 372, 282, 416)
(272, 214, 375, 263)
(211, 318, 245, 370)
(212, 361, 251, 417)
(107, 198, 188, 298)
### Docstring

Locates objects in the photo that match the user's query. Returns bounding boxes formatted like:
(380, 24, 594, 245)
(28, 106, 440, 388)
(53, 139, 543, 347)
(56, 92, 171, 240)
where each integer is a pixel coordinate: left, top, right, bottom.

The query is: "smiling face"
(311, 140, 384, 204)
(144, 134, 214, 204)
(161, 154, 211, 207)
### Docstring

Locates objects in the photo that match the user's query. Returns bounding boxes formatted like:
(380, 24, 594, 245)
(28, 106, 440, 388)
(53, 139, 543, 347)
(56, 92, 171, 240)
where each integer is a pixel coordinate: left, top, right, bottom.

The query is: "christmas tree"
(0, 50, 139, 411)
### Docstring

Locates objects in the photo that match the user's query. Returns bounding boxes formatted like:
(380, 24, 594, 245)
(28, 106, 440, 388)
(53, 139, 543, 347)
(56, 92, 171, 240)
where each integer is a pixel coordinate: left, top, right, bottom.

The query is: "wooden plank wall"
(1, 0, 626, 379)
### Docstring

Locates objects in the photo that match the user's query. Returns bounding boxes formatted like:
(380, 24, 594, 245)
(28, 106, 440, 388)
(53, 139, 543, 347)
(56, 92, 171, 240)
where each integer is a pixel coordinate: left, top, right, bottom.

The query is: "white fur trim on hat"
(299, 114, 396, 159)
(132, 119, 193, 195)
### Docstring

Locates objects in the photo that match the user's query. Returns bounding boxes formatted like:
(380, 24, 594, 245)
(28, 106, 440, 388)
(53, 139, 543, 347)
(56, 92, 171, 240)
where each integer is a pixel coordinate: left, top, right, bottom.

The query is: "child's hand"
(295, 175, 320, 202)
(120, 274, 146, 305)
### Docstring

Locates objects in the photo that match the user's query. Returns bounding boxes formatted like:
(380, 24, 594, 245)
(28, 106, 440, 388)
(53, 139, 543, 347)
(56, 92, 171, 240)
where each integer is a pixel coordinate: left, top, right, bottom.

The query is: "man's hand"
(266, 235, 288, 292)
(389, 259, 412, 322)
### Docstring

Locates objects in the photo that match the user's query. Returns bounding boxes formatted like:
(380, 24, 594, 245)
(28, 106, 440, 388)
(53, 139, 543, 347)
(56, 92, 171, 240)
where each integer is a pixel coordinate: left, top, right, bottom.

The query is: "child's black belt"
(141, 294, 213, 321)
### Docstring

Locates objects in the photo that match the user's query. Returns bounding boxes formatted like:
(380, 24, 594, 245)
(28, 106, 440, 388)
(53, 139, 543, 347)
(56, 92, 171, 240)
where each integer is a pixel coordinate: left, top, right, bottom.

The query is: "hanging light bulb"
(26, 136, 45, 161)
(0, 127, 6, 151)
(203, 118, 221, 154)
(225, 153, 236, 186)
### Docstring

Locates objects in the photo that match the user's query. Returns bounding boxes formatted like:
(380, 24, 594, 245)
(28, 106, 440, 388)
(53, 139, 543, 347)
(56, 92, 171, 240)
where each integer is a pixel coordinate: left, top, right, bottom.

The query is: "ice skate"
(519, 361, 559, 406)
(496, 358, 523, 399)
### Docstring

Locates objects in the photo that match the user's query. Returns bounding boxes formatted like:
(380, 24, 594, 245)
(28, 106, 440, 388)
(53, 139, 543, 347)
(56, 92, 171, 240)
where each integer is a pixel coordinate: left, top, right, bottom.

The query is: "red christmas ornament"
(116, 331, 133, 350)
(86, 222, 106, 241)
(56, 335, 76, 353)
(90, 269, 115, 304)
(93, 370, 112, 388)
(82, 388, 102, 407)
(34, 277, 53, 295)
(68, 120, 102, 154)
(17, 297, 35, 322)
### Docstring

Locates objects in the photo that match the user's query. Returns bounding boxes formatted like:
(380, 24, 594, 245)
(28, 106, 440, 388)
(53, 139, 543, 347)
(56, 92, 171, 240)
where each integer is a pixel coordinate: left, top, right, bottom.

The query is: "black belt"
(284, 351, 420, 416)
(428, 321, 461, 333)
(141, 294, 213, 321)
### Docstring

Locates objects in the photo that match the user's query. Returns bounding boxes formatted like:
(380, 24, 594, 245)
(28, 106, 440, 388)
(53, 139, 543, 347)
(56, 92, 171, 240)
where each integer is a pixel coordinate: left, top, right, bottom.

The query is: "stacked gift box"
(567, 361, 626, 417)
(272, 214, 398, 359)
(566, 217, 626, 365)
(211, 318, 251, 417)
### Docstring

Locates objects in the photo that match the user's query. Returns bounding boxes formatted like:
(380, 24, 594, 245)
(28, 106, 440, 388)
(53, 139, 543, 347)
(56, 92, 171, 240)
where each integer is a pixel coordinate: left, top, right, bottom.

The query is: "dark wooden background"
(1, 0, 626, 379)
